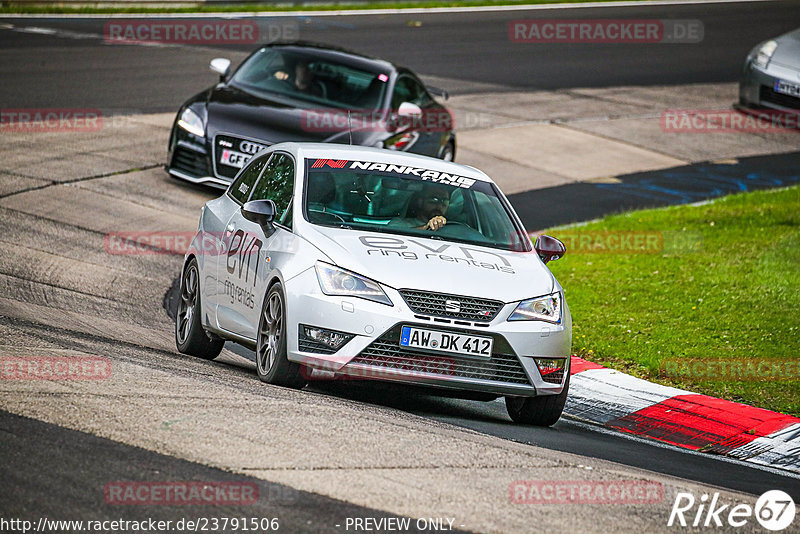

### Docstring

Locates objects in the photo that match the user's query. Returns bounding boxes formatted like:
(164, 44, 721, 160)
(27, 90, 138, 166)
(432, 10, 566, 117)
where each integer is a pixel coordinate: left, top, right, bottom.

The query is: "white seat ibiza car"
(176, 143, 572, 425)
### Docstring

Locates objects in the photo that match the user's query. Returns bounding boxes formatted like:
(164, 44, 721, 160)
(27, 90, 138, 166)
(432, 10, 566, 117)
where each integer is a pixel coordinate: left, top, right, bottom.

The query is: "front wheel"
(255, 282, 306, 389)
(505, 372, 570, 426)
(175, 259, 224, 360)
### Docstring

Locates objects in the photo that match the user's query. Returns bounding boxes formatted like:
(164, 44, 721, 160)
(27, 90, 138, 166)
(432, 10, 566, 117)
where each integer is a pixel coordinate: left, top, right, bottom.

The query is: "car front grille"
(760, 85, 800, 110)
(540, 369, 565, 385)
(171, 145, 209, 177)
(398, 289, 504, 323)
(298, 338, 338, 355)
(348, 325, 530, 385)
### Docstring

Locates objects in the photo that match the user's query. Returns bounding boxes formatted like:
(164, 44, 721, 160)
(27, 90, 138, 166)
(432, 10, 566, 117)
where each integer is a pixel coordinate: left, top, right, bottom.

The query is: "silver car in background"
(739, 28, 800, 111)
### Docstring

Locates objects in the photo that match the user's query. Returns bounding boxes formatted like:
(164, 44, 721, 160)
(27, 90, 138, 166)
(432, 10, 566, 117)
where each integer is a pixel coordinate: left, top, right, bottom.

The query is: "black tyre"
(255, 282, 306, 389)
(175, 259, 224, 360)
(505, 372, 570, 426)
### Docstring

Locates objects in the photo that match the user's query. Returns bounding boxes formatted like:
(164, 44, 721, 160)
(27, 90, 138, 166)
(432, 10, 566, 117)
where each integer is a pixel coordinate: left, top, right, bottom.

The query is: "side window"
(228, 154, 269, 204)
(391, 76, 432, 109)
(391, 77, 413, 110)
(250, 152, 295, 220)
(474, 190, 512, 241)
(414, 80, 434, 107)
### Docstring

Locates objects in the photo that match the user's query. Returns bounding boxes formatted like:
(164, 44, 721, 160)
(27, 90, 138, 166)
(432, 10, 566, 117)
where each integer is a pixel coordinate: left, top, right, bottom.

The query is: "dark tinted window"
(228, 154, 269, 204)
(231, 48, 389, 110)
(391, 76, 433, 109)
(250, 153, 295, 220)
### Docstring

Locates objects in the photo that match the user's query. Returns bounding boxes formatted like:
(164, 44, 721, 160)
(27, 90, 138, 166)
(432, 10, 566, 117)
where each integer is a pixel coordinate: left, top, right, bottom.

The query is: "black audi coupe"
(167, 42, 456, 189)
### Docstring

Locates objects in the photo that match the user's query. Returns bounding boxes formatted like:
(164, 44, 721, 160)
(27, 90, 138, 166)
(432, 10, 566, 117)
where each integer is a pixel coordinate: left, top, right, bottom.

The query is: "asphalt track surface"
(3, 1, 800, 529)
(2, 0, 800, 111)
(306, 381, 800, 501)
(509, 150, 800, 229)
(215, 347, 800, 501)
(0, 410, 455, 533)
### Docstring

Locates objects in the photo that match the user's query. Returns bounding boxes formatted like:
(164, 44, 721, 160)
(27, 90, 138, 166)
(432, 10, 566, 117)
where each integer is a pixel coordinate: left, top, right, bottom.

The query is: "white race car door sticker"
(215, 211, 270, 339)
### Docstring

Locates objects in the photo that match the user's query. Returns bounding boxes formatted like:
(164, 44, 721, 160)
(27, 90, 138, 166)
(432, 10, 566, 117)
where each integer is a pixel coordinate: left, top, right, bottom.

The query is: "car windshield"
(230, 48, 390, 111)
(304, 159, 531, 252)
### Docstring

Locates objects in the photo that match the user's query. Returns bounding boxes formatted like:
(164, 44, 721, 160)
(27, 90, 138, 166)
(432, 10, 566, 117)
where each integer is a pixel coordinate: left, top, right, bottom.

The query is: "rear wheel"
(175, 259, 224, 360)
(505, 372, 570, 426)
(255, 282, 306, 389)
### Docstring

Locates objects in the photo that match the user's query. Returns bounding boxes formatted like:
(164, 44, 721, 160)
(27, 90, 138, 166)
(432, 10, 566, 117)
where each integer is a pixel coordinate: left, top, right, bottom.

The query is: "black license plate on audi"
(400, 326, 492, 357)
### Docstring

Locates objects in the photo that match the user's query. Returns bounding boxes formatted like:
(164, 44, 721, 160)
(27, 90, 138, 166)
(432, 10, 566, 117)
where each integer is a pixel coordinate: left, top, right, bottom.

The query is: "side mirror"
(427, 86, 449, 101)
(210, 58, 231, 79)
(242, 199, 276, 228)
(397, 102, 423, 118)
(535, 235, 566, 264)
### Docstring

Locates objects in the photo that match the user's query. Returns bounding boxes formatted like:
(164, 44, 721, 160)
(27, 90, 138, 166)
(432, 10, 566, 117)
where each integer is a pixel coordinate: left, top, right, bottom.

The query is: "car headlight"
(508, 292, 561, 323)
(753, 40, 778, 69)
(315, 262, 392, 306)
(177, 107, 205, 137)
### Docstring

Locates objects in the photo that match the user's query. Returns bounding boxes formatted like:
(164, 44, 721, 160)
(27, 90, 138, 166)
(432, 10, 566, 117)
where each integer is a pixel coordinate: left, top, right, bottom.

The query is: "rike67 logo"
(668, 490, 795, 531)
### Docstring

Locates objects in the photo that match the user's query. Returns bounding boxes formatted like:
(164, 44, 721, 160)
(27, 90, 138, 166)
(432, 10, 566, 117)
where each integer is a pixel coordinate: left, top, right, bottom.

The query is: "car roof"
(264, 42, 398, 74)
(275, 142, 493, 184)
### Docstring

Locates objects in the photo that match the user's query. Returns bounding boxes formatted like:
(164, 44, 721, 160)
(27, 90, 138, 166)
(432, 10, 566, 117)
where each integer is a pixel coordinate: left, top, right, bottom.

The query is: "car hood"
(772, 29, 800, 69)
(205, 84, 380, 145)
(303, 226, 555, 303)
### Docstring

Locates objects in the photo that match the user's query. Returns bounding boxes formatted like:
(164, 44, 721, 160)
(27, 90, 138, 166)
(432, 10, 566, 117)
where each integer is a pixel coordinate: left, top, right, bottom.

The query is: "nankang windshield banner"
(307, 158, 478, 189)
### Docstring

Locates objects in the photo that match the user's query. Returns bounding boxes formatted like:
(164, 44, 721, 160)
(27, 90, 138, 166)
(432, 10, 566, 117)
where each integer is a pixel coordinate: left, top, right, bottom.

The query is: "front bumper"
(284, 268, 571, 397)
(740, 61, 800, 111)
(167, 137, 232, 190)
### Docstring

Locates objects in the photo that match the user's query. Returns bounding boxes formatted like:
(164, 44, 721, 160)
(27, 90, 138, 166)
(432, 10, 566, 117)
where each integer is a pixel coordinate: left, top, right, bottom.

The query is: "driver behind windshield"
(272, 58, 326, 98)
(294, 60, 323, 96)
(391, 185, 451, 231)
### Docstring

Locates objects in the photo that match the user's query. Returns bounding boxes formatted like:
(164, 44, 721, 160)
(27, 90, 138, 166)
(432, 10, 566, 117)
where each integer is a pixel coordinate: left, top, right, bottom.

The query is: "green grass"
(545, 185, 800, 416)
(0, 0, 647, 14)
